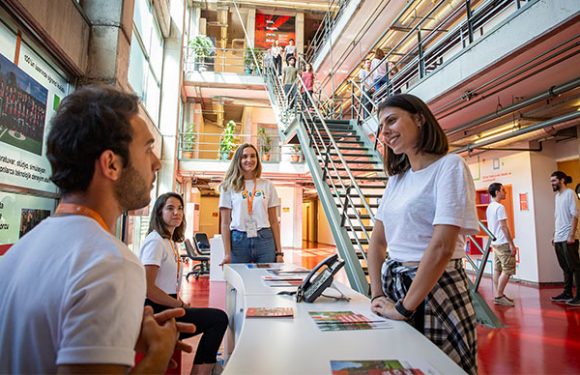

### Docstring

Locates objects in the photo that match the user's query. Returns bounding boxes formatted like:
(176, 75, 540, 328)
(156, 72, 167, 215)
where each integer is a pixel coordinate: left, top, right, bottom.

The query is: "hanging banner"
(0, 191, 55, 255)
(0, 42, 69, 194)
(255, 12, 296, 49)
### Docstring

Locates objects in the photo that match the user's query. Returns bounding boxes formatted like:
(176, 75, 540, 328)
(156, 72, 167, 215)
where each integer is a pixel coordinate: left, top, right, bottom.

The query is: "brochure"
(262, 275, 306, 282)
(246, 307, 294, 318)
(264, 279, 303, 287)
(246, 263, 274, 269)
(330, 359, 439, 375)
(267, 266, 310, 275)
(309, 311, 392, 332)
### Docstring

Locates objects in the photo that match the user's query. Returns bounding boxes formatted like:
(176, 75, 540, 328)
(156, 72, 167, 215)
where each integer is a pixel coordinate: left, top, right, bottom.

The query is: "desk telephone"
(296, 254, 345, 303)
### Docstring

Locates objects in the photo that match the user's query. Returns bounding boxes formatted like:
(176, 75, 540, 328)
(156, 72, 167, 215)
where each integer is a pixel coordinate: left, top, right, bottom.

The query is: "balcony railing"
(183, 46, 268, 75)
(317, 0, 534, 118)
(178, 131, 303, 163)
(304, 0, 351, 63)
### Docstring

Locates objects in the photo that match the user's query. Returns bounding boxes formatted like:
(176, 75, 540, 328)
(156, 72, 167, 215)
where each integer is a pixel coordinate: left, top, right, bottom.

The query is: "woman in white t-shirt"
(367, 94, 479, 374)
(219, 143, 282, 265)
(270, 40, 283, 77)
(140, 193, 228, 375)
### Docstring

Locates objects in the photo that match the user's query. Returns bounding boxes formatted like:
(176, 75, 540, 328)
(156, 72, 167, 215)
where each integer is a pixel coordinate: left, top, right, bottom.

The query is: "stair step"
(314, 119, 351, 125)
(351, 238, 369, 245)
(315, 140, 365, 145)
(330, 167, 384, 172)
(326, 152, 373, 158)
(346, 225, 374, 232)
(347, 214, 372, 219)
(348, 176, 389, 181)
(336, 146, 369, 151)
(333, 192, 383, 199)
(352, 203, 379, 208)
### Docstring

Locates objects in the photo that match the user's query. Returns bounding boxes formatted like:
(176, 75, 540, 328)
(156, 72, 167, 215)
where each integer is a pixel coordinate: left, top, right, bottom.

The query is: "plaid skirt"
(381, 258, 478, 375)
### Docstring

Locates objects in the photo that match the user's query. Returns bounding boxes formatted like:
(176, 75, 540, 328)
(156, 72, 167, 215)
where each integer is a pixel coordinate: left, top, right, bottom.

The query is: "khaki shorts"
(493, 243, 516, 276)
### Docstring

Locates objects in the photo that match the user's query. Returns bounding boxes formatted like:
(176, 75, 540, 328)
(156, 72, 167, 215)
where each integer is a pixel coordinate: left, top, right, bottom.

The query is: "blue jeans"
(231, 228, 276, 263)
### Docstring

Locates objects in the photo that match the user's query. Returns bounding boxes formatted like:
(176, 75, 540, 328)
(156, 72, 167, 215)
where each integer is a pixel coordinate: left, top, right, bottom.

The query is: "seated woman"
(140, 192, 228, 375)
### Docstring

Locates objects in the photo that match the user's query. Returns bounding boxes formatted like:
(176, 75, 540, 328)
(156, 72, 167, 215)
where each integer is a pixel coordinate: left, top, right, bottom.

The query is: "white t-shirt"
(270, 46, 282, 57)
(371, 57, 387, 81)
(0, 216, 145, 373)
(554, 188, 578, 242)
(140, 231, 182, 294)
(219, 178, 280, 232)
(376, 154, 479, 262)
(284, 45, 296, 55)
(486, 201, 508, 245)
(359, 69, 372, 91)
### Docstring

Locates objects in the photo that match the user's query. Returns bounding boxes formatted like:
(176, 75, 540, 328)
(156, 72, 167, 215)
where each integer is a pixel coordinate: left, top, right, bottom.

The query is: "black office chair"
(182, 239, 210, 280)
(194, 233, 211, 256)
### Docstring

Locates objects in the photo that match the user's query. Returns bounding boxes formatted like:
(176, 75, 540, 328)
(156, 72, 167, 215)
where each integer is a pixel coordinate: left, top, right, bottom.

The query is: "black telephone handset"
(296, 254, 345, 303)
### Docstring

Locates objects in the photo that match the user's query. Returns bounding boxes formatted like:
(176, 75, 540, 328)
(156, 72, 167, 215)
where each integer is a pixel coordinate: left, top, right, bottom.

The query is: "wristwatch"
(394, 299, 415, 320)
(275, 252, 284, 257)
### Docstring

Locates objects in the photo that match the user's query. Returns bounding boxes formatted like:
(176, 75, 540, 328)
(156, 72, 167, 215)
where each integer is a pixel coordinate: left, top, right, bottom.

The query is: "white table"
(223, 264, 465, 375)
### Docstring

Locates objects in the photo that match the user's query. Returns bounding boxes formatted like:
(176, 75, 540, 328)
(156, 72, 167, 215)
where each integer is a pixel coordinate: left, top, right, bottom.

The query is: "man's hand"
(370, 296, 406, 321)
(567, 236, 576, 245)
(275, 254, 284, 263)
(220, 255, 231, 267)
(510, 244, 517, 256)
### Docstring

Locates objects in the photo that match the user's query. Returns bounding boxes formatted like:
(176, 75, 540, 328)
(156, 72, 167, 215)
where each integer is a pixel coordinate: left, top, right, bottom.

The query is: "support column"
(81, 0, 134, 89)
(296, 12, 305, 59)
(157, 0, 186, 195)
(246, 8, 256, 48)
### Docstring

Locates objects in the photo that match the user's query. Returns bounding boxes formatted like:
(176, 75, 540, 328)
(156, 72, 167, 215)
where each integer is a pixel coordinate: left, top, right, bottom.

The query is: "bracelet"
(394, 299, 415, 320)
(371, 295, 385, 302)
(275, 252, 284, 256)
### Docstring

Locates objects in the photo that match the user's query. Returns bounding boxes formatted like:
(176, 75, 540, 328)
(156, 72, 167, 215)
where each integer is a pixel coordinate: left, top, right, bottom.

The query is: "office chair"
(194, 233, 211, 256)
(182, 239, 210, 280)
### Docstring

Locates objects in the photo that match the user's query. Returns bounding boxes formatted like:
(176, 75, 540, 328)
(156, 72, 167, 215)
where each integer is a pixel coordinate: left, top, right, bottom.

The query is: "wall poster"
(255, 12, 296, 49)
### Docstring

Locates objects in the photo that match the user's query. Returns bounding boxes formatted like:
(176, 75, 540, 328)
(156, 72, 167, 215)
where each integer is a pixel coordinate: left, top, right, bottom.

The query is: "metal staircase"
(258, 52, 501, 327)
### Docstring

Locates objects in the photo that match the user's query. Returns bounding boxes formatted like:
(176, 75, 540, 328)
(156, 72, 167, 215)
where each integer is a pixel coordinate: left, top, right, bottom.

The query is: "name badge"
(246, 219, 258, 238)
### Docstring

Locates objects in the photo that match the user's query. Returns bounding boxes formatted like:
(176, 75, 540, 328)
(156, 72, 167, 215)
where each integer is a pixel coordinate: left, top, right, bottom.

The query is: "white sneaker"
(494, 296, 515, 307)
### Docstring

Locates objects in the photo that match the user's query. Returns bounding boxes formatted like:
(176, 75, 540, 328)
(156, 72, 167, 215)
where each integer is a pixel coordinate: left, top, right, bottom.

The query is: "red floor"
(180, 245, 580, 374)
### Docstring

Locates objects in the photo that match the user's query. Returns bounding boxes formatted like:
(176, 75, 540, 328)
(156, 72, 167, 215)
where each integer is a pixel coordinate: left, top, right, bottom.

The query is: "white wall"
(276, 185, 303, 248)
(465, 141, 570, 284)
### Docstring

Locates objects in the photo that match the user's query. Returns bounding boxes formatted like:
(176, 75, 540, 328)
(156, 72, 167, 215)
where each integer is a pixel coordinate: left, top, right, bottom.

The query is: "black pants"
(146, 296, 228, 364)
(554, 240, 580, 297)
(273, 55, 282, 76)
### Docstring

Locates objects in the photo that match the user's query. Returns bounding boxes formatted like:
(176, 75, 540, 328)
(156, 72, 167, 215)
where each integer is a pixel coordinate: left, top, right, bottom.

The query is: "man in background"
(550, 171, 579, 307)
(487, 183, 517, 307)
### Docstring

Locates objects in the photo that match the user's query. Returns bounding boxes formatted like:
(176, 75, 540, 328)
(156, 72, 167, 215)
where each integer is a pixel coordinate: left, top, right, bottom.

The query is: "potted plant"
(189, 35, 214, 71)
(290, 144, 301, 163)
(181, 123, 196, 159)
(244, 48, 264, 75)
(257, 127, 272, 161)
(219, 120, 237, 160)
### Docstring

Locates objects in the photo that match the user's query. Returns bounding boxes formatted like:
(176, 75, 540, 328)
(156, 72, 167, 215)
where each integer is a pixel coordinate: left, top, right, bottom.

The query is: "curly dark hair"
(46, 85, 139, 194)
(148, 192, 186, 242)
(377, 94, 448, 176)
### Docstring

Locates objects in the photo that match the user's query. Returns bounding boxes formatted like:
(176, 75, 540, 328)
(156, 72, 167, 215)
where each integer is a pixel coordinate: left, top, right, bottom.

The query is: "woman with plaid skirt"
(367, 94, 479, 375)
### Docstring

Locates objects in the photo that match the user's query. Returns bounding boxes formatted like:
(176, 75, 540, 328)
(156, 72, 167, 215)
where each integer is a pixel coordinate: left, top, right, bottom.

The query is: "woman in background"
(367, 94, 479, 374)
(140, 192, 228, 375)
(219, 144, 282, 265)
(301, 63, 315, 109)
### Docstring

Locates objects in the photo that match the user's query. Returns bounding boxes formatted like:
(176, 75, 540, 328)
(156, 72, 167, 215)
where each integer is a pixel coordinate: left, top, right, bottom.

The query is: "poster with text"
(255, 12, 295, 49)
(0, 40, 70, 194)
(0, 191, 56, 255)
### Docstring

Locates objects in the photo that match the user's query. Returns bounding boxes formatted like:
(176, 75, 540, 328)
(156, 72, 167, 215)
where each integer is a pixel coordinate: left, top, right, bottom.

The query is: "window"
(128, 0, 164, 124)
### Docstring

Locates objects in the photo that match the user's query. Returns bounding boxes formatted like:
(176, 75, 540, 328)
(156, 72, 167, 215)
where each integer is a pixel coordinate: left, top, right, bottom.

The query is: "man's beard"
(552, 183, 560, 192)
(114, 164, 152, 211)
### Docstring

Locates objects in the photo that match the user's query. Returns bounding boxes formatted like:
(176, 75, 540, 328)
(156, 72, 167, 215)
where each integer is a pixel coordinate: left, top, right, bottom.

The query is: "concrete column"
(157, 0, 185, 195)
(246, 8, 256, 48)
(81, 0, 135, 88)
(296, 12, 305, 58)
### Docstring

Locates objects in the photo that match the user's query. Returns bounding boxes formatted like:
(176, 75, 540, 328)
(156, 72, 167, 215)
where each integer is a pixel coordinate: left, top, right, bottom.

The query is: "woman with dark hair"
(140, 192, 228, 375)
(367, 94, 479, 374)
(219, 143, 282, 265)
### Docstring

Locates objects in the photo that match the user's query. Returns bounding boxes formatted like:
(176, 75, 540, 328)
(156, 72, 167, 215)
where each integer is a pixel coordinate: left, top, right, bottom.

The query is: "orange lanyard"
(168, 239, 181, 295)
(244, 180, 257, 216)
(55, 203, 109, 232)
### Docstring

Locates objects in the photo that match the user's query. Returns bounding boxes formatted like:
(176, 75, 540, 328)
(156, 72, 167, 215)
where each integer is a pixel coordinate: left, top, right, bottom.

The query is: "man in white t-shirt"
(0, 85, 193, 373)
(550, 171, 579, 306)
(486, 183, 517, 307)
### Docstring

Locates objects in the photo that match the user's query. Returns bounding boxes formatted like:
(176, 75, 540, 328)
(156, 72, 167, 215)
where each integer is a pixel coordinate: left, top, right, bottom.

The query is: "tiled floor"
(180, 244, 580, 374)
